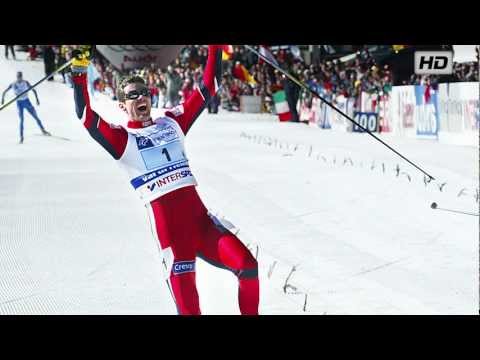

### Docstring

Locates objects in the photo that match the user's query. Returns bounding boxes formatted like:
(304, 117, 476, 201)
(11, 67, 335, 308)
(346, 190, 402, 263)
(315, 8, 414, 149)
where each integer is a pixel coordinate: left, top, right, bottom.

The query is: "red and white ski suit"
(72, 45, 259, 315)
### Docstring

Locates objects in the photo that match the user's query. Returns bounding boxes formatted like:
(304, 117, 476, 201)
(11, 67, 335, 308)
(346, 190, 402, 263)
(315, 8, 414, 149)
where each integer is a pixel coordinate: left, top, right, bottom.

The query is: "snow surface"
(0, 51, 478, 314)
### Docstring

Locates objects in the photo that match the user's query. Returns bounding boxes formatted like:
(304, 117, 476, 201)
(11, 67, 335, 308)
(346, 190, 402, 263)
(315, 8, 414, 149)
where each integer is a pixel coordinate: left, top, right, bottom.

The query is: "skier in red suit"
(70, 45, 259, 315)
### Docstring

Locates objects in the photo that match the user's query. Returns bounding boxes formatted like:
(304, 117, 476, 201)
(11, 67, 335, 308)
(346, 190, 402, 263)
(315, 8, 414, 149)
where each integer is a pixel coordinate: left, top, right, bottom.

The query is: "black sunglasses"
(125, 88, 150, 100)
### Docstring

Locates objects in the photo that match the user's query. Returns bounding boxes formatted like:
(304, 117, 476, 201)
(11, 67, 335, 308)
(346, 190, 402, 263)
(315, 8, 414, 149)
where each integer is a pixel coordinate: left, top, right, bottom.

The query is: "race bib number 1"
(140, 140, 185, 170)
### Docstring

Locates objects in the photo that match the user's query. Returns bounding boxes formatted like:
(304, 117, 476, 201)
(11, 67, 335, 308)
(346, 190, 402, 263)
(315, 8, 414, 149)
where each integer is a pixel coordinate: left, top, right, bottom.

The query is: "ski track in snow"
(0, 52, 478, 314)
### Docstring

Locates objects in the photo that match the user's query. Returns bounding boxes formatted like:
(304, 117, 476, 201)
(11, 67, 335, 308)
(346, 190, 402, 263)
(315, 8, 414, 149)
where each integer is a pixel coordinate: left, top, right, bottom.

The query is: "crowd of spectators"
(5, 45, 479, 118)
(84, 45, 478, 117)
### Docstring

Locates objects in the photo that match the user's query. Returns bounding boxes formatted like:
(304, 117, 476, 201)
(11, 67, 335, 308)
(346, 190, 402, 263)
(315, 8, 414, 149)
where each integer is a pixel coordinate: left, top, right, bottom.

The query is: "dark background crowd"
(4, 45, 479, 122)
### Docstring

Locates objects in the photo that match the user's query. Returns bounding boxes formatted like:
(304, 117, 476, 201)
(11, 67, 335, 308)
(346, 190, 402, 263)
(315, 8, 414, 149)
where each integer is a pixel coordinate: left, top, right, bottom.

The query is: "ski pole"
(430, 202, 479, 217)
(244, 45, 436, 181)
(0, 58, 74, 112)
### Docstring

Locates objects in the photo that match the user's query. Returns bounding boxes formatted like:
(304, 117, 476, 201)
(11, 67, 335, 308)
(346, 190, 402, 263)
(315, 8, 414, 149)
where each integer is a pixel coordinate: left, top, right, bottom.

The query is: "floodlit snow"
(0, 51, 478, 314)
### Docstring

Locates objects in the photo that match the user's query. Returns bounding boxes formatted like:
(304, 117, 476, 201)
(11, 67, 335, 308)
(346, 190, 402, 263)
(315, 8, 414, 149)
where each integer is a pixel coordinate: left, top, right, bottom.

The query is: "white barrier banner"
(307, 95, 355, 130)
(378, 94, 392, 132)
(360, 92, 378, 113)
(389, 86, 416, 135)
(438, 82, 479, 132)
(240, 95, 262, 113)
(299, 99, 315, 123)
(313, 97, 332, 129)
(96, 45, 185, 71)
(332, 95, 355, 131)
(414, 85, 439, 138)
(331, 95, 346, 128)
(388, 82, 478, 145)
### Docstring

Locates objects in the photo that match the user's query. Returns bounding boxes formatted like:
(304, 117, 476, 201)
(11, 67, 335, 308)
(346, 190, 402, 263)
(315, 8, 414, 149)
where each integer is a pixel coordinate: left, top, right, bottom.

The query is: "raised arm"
(165, 45, 223, 134)
(72, 62, 128, 160)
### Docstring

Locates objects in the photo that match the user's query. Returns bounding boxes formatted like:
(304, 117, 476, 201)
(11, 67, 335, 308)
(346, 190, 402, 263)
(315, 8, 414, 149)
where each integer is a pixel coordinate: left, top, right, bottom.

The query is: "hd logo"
(414, 51, 453, 75)
(172, 260, 195, 275)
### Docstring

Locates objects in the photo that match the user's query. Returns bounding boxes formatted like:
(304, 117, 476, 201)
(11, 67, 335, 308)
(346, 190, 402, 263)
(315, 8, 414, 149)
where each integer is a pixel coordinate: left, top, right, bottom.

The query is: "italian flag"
(273, 90, 292, 122)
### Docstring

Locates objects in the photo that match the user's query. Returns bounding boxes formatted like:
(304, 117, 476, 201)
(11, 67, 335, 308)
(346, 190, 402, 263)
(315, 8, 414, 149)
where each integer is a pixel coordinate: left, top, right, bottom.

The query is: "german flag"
(222, 45, 234, 60)
(233, 62, 257, 86)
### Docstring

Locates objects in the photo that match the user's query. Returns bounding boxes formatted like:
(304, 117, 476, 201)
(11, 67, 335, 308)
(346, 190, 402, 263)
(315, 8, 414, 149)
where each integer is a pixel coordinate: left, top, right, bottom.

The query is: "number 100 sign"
(353, 112, 379, 133)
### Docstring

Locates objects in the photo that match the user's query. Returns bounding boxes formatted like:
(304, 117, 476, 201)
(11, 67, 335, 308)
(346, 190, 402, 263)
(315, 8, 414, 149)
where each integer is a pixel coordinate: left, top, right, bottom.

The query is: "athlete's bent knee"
(237, 257, 258, 279)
